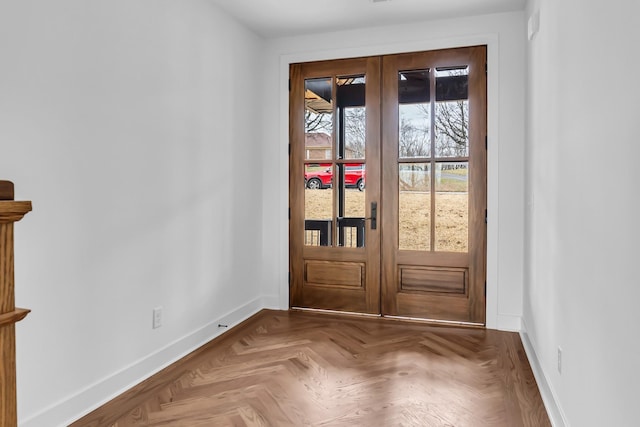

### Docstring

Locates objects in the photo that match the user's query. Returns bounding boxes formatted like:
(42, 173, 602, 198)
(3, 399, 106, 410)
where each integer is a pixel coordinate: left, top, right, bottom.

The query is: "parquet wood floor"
(71, 310, 550, 427)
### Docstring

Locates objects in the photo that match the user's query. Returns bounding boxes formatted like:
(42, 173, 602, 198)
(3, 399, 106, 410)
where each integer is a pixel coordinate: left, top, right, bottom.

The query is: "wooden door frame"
(380, 46, 487, 324)
(289, 57, 382, 315)
(289, 46, 486, 324)
(279, 35, 506, 329)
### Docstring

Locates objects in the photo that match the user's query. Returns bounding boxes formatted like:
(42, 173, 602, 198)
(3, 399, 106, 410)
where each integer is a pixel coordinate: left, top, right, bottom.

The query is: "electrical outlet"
(153, 306, 163, 329)
(557, 346, 562, 374)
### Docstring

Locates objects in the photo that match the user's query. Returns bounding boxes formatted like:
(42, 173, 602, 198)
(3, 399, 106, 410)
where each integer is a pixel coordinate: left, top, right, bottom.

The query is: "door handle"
(366, 202, 377, 230)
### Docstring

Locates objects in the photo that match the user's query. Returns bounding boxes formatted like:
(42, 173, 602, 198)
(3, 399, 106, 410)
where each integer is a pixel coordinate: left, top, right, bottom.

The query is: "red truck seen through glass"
(304, 164, 365, 191)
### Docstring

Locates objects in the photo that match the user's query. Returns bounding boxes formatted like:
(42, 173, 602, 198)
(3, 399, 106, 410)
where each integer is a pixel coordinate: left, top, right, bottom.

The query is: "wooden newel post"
(0, 181, 32, 427)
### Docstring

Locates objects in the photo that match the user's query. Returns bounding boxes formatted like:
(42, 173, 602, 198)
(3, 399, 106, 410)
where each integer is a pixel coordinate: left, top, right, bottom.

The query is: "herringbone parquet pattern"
(71, 310, 550, 427)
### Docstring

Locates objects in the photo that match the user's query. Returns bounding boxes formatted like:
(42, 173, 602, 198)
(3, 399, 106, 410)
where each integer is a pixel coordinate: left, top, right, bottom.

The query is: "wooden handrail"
(0, 308, 31, 328)
(0, 201, 32, 223)
(0, 180, 32, 427)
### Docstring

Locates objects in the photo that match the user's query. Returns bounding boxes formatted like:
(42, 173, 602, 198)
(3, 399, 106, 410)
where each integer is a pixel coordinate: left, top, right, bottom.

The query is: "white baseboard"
(520, 324, 569, 427)
(260, 293, 281, 310)
(20, 297, 268, 427)
(495, 313, 522, 331)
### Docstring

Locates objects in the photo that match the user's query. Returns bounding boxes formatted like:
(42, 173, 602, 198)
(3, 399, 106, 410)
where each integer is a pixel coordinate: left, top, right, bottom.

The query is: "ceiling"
(208, 0, 526, 38)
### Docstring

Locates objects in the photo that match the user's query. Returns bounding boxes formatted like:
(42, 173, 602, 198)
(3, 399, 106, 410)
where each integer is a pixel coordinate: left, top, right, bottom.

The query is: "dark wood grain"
(71, 310, 551, 427)
(0, 181, 14, 201)
(289, 57, 381, 315)
(381, 46, 487, 324)
(0, 308, 30, 328)
(0, 189, 32, 427)
(290, 47, 486, 324)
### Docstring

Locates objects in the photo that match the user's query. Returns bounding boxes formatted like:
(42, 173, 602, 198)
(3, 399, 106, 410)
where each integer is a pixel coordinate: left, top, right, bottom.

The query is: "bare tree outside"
(414, 100, 468, 158)
(434, 67, 469, 157)
(399, 114, 430, 158)
(305, 100, 467, 158)
(305, 110, 332, 133)
(435, 100, 468, 157)
(399, 104, 430, 189)
(344, 107, 365, 158)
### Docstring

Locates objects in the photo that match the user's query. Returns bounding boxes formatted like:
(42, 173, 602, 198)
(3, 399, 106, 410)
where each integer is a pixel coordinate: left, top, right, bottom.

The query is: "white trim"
(260, 293, 281, 310)
(520, 321, 569, 427)
(277, 33, 501, 329)
(20, 297, 267, 427)
(496, 314, 522, 332)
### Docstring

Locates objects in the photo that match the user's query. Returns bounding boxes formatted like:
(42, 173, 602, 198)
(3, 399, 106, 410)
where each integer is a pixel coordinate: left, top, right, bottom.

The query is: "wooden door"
(289, 57, 381, 314)
(381, 46, 487, 324)
(290, 46, 486, 324)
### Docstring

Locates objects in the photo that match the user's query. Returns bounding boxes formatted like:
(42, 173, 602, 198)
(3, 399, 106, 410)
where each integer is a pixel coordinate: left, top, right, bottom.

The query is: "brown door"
(380, 47, 487, 324)
(289, 57, 382, 314)
(290, 46, 487, 324)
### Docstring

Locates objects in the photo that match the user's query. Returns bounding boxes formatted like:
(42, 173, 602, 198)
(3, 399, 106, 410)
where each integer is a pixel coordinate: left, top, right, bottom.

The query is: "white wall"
(524, 0, 640, 425)
(260, 11, 527, 330)
(0, 1, 265, 425)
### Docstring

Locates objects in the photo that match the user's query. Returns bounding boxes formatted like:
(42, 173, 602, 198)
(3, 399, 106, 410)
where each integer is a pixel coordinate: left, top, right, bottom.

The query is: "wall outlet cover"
(153, 306, 163, 329)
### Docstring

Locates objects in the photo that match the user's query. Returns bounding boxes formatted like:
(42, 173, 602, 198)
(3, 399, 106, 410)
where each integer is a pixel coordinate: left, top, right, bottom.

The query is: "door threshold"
(291, 307, 485, 329)
(382, 315, 485, 329)
(290, 307, 381, 319)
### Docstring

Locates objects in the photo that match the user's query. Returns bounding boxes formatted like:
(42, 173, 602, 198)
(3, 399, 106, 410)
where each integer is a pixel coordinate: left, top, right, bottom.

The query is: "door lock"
(366, 202, 377, 230)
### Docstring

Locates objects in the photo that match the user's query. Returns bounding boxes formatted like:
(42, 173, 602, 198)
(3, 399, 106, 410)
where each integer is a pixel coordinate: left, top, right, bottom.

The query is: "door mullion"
(429, 67, 437, 251)
(331, 74, 338, 248)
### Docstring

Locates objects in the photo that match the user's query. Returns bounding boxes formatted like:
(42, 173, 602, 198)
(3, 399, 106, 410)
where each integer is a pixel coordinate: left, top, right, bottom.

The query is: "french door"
(289, 46, 486, 324)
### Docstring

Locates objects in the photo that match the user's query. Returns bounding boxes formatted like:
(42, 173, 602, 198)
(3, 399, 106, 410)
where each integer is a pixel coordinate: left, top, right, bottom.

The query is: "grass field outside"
(304, 187, 468, 252)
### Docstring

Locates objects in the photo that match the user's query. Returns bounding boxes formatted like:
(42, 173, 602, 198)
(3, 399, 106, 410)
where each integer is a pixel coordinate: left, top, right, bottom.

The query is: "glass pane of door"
(434, 162, 468, 252)
(397, 68, 433, 251)
(435, 66, 469, 157)
(304, 77, 333, 246)
(337, 75, 367, 247)
(399, 163, 431, 250)
(396, 65, 471, 253)
(399, 70, 430, 158)
(304, 77, 333, 160)
(304, 74, 368, 248)
(338, 162, 366, 247)
(434, 66, 469, 251)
